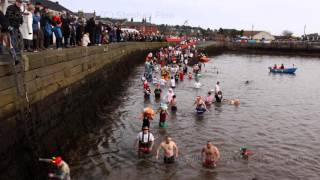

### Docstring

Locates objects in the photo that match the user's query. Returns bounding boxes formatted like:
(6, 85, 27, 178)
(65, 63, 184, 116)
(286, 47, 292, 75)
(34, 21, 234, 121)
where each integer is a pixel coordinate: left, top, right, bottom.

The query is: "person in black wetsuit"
(154, 84, 162, 99)
(215, 91, 223, 103)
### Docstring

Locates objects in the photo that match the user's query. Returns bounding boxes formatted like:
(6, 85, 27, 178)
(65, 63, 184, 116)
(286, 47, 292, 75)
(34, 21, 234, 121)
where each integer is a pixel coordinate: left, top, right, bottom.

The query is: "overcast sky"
(58, 0, 319, 36)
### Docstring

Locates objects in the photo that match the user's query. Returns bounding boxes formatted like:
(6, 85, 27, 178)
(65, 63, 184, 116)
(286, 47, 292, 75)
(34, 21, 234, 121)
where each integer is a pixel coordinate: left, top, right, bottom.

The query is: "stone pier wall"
(0, 42, 171, 180)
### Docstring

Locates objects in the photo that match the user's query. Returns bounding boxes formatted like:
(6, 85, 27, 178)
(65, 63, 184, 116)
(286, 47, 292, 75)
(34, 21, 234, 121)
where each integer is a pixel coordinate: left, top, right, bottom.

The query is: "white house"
(253, 31, 275, 41)
(242, 31, 275, 41)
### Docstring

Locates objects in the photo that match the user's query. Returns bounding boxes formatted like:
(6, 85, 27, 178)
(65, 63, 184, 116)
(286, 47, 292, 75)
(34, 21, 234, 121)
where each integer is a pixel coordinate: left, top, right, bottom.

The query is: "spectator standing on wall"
(85, 17, 96, 46)
(61, 11, 71, 48)
(52, 13, 62, 49)
(95, 21, 102, 45)
(69, 16, 76, 47)
(116, 26, 122, 42)
(0, 9, 10, 55)
(41, 7, 52, 48)
(32, 8, 41, 52)
(76, 19, 85, 46)
(107, 24, 113, 43)
(34, 2, 44, 50)
(5, 0, 23, 64)
(20, 3, 34, 52)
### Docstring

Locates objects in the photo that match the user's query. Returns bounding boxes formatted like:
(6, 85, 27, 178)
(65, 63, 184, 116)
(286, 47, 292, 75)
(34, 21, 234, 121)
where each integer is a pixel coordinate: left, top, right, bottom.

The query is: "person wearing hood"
(20, 3, 34, 52)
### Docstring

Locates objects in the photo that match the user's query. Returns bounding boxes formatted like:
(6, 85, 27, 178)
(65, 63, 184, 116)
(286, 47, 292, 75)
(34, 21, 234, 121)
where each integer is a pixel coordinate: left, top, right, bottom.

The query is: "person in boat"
(201, 141, 220, 168)
(157, 103, 169, 128)
(215, 91, 223, 103)
(154, 84, 162, 99)
(39, 156, 71, 180)
(170, 95, 178, 112)
(141, 107, 154, 128)
(280, 64, 284, 69)
(136, 126, 155, 156)
(205, 92, 214, 105)
(144, 86, 151, 99)
(215, 81, 221, 96)
(273, 64, 278, 69)
(194, 96, 207, 112)
(156, 136, 179, 164)
(170, 76, 176, 88)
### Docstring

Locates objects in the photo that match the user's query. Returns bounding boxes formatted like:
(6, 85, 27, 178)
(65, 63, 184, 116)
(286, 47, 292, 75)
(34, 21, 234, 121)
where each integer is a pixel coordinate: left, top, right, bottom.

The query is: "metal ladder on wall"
(7, 34, 40, 176)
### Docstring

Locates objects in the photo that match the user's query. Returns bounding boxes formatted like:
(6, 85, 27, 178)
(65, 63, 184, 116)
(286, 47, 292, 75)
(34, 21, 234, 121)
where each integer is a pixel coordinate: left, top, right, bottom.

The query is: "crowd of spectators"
(0, 0, 165, 64)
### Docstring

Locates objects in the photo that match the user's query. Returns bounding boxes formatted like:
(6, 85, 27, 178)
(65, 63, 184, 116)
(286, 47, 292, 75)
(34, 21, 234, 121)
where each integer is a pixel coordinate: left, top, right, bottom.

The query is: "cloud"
(57, 0, 320, 35)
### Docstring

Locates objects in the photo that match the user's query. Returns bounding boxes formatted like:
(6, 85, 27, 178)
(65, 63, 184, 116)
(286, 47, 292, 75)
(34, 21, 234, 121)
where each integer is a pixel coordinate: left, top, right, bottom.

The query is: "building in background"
(30, 0, 73, 14)
(123, 18, 158, 34)
(242, 31, 275, 41)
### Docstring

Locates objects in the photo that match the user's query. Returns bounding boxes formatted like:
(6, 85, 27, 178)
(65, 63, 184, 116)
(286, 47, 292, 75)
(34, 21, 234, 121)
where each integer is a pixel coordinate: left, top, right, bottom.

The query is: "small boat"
(269, 67, 297, 74)
(199, 56, 209, 63)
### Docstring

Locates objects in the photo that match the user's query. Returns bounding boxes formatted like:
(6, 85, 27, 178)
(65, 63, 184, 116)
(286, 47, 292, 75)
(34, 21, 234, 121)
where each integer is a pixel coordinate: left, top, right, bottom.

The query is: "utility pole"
(251, 24, 254, 40)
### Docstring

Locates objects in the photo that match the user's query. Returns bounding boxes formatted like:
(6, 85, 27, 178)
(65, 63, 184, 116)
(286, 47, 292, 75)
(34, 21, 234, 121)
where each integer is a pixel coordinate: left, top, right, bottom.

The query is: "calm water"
(69, 54, 320, 180)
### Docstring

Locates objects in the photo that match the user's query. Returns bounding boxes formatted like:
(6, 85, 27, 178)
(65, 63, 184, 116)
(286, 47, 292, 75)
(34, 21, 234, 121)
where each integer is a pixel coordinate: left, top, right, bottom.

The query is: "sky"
(57, 0, 320, 36)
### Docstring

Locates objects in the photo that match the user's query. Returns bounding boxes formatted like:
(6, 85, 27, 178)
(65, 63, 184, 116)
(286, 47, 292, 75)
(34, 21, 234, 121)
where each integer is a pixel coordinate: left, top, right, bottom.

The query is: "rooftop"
(30, 0, 73, 14)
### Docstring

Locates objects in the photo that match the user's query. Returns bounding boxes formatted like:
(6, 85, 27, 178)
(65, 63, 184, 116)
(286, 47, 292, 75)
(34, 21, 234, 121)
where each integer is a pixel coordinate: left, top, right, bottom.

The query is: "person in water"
(205, 91, 214, 105)
(194, 96, 207, 112)
(201, 141, 220, 168)
(136, 126, 155, 155)
(144, 86, 151, 99)
(183, 64, 188, 74)
(39, 156, 71, 180)
(170, 76, 176, 88)
(141, 107, 154, 128)
(188, 72, 193, 80)
(170, 95, 178, 112)
(215, 91, 223, 103)
(157, 104, 169, 128)
(240, 147, 253, 159)
(156, 136, 179, 164)
(179, 70, 184, 81)
(154, 84, 162, 99)
(143, 80, 149, 90)
(215, 81, 220, 95)
(160, 76, 167, 87)
(174, 73, 179, 82)
(165, 88, 175, 104)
